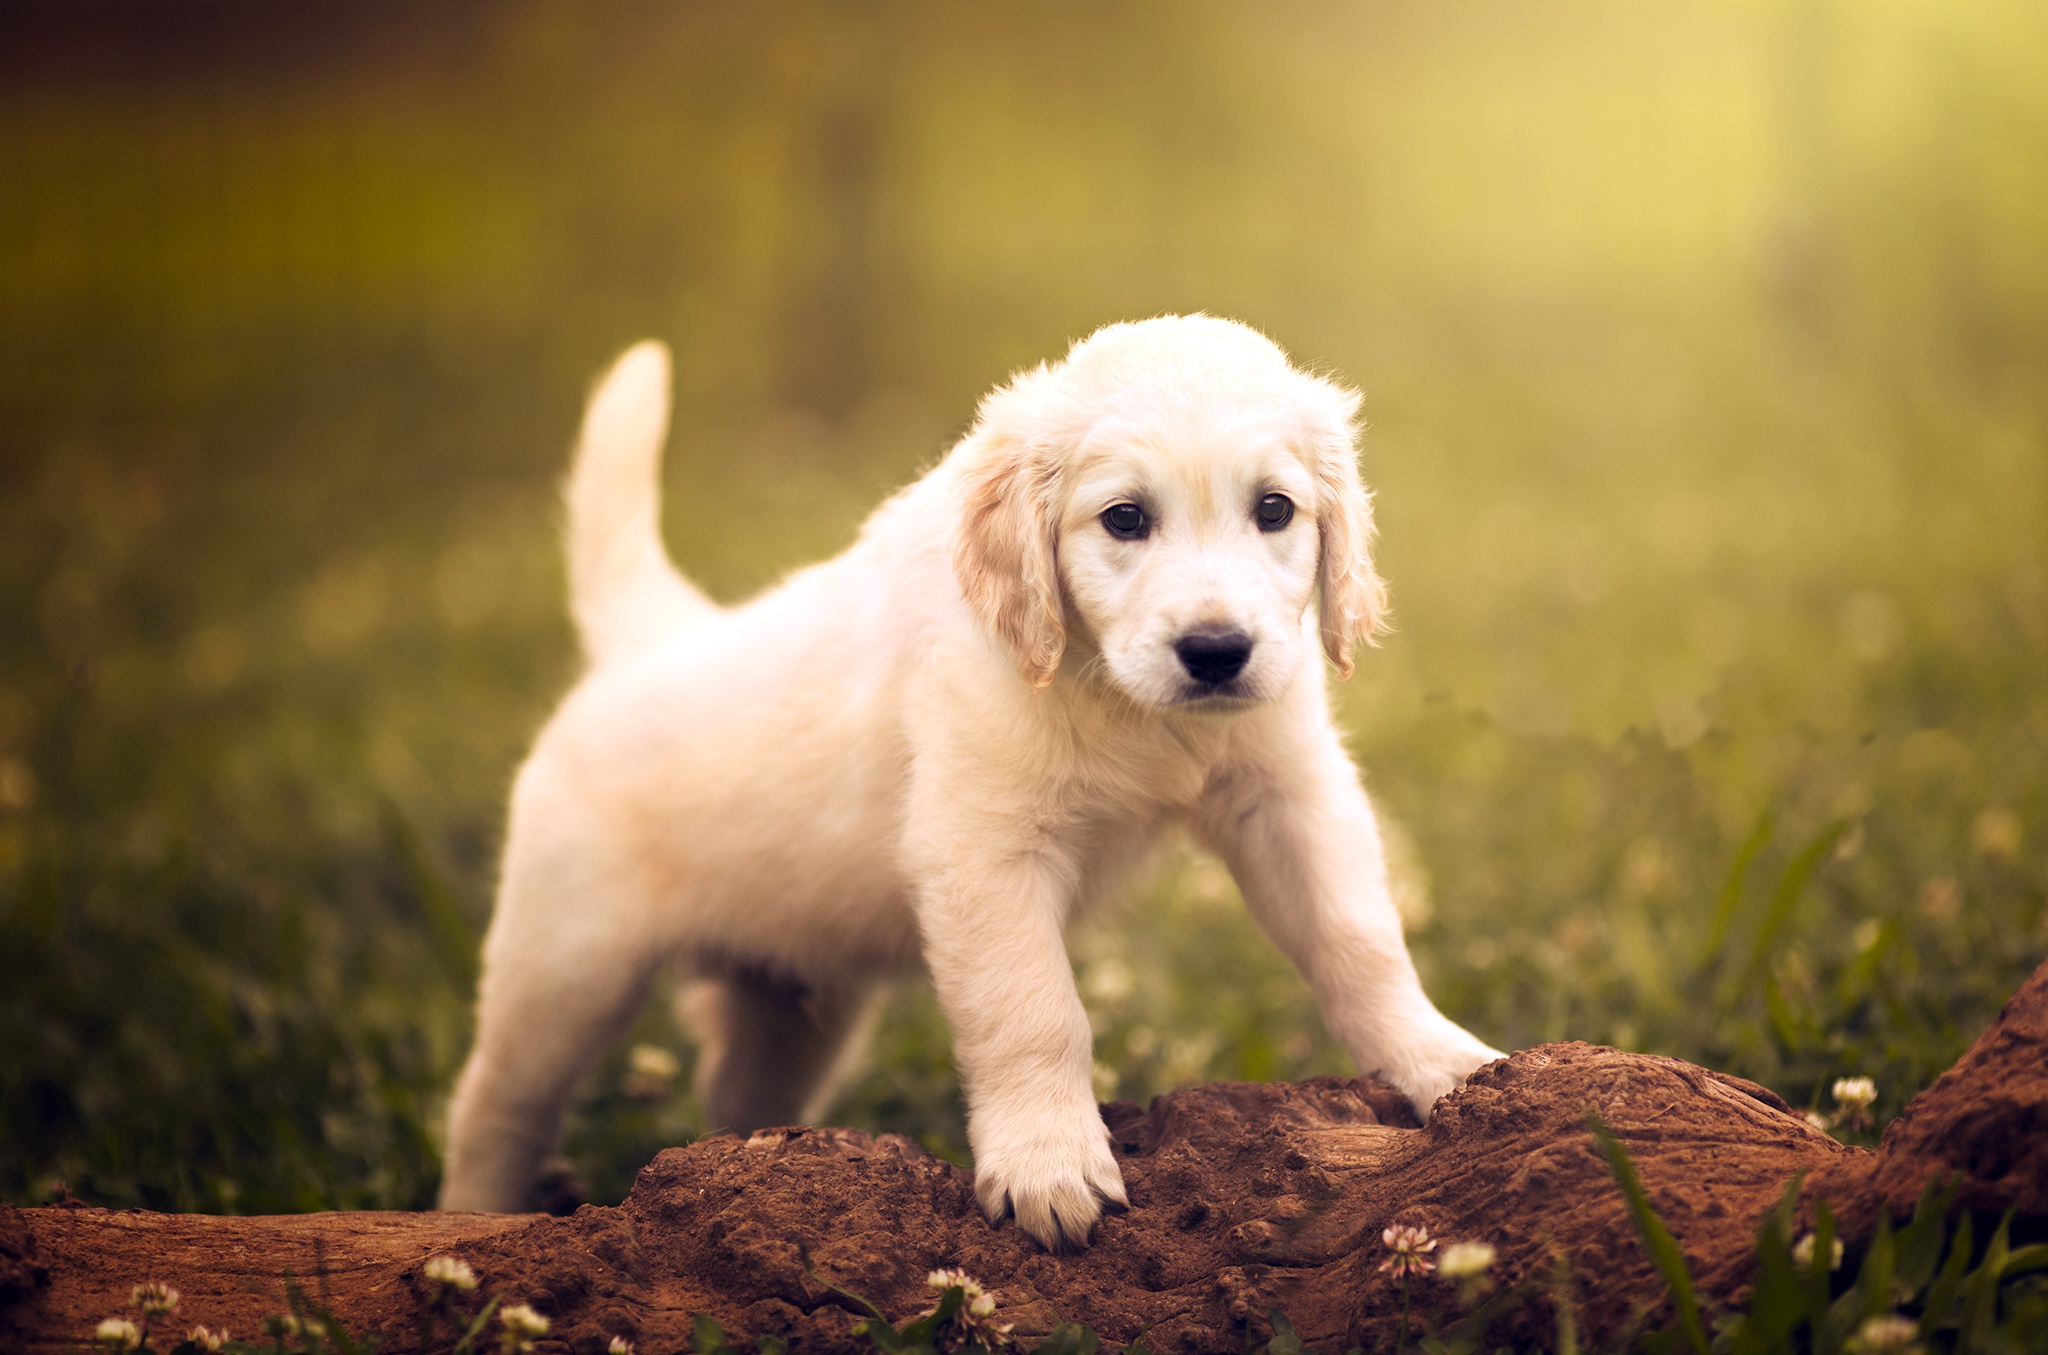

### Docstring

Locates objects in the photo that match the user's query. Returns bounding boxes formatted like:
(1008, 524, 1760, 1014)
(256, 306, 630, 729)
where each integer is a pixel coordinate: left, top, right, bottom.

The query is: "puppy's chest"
(1066, 735, 1220, 818)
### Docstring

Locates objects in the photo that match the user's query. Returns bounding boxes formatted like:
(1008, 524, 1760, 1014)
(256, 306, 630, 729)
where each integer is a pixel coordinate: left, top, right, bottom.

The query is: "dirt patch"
(7, 960, 2046, 1353)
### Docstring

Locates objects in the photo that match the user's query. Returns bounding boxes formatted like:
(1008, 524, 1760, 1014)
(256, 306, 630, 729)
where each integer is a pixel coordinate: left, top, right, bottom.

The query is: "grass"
(2, 0, 2045, 1244)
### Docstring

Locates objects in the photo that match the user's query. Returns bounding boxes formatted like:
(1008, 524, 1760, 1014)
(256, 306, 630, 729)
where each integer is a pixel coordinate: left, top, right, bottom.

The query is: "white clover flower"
(623, 1043, 682, 1098)
(188, 1327, 229, 1353)
(1846, 1313, 1922, 1355)
(130, 1282, 180, 1317)
(921, 1268, 1010, 1347)
(1833, 1076, 1879, 1129)
(1439, 1241, 1497, 1280)
(1792, 1232, 1844, 1270)
(94, 1317, 141, 1353)
(925, 1268, 987, 1302)
(1082, 958, 1136, 1005)
(1378, 1223, 1437, 1277)
(1803, 1110, 1832, 1132)
(609, 1337, 636, 1355)
(502, 1304, 550, 1337)
(425, 1255, 479, 1292)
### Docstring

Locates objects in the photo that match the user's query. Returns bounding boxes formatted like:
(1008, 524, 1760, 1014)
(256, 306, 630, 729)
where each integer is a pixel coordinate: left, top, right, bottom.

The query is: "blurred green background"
(2, 0, 2044, 1213)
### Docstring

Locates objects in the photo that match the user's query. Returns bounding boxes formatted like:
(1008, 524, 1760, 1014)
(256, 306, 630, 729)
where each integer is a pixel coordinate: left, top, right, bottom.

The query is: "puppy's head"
(951, 315, 1388, 706)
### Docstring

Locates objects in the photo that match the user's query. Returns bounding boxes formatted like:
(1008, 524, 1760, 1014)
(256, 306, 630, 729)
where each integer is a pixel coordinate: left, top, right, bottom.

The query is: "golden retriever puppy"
(439, 315, 1500, 1248)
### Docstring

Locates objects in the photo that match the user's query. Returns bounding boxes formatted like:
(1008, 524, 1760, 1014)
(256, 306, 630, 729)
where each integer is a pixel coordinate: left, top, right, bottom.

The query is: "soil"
(6, 958, 2046, 1354)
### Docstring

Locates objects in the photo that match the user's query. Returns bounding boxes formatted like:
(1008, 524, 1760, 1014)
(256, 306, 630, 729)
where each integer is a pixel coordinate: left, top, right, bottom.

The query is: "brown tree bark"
(7, 959, 2046, 1354)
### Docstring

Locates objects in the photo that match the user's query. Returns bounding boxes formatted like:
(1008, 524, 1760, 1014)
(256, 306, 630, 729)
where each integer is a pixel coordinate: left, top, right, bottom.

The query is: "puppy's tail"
(563, 341, 717, 666)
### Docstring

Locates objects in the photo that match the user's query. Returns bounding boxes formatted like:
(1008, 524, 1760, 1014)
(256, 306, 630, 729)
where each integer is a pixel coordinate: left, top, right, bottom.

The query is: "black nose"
(1174, 629, 1253, 687)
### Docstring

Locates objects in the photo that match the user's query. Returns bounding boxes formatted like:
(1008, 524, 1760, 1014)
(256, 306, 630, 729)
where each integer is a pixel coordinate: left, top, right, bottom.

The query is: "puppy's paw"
(972, 1109, 1129, 1251)
(1391, 1023, 1504, 1122)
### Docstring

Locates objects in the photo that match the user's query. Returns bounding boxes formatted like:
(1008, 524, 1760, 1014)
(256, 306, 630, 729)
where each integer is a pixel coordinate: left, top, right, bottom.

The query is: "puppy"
(439, 315, 1501, 1248)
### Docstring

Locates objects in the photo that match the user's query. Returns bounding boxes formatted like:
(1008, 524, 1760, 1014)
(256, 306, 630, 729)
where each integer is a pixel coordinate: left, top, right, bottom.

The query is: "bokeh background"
(3, 0, 2044, 1213)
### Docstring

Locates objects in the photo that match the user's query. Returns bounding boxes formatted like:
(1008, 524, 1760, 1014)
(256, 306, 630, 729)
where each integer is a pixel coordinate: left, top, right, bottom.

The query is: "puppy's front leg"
(1199, 734, 1503, 1120)
(915, 842, 1126, 1250)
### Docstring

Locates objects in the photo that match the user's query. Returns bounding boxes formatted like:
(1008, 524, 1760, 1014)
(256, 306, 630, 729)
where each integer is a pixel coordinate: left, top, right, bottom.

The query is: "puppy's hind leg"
(440, 838, 658, 1212)
(680, 968, 881, 1135)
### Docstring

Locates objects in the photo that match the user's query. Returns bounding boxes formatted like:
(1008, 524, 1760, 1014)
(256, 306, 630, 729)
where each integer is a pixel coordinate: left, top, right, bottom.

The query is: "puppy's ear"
(951, 422, 1065, 687)
(1309, 384, 1390, 678)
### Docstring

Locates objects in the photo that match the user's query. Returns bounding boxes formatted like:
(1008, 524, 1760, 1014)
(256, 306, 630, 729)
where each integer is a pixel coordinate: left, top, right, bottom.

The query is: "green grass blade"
(2000, 1243, 2048, 1278)
(1804, 1197, 1839, 1337)
(693, 1312, 735, 1355)
(1550, 1251, 1581, 1355)
(1706, 808, 1775, 961)
(451, 1296, 498, 1355)
(1030, 1325, 1101, 1355)
(1959, 1212, 2012, 1350)
(1894, 1178, 1958, 1294)
(1587, 1114, 1709, 1355)
(1725, 1175, 1804, 1355)
(1828, 1208, 1895, 1351)
(901, 1283, 961, 1343)
(1919, 1211, 1975, 1339)
(851, 1317, 911, 1353)
(797, 1245, 891, 1324)
(385, 804, 479, 991)
(1262, 1310, 1304, 1355)
(1741, 821, 1850, 992)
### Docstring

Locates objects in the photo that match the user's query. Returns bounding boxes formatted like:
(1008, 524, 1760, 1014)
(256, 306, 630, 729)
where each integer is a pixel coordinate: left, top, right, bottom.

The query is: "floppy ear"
(950, 425, 1065, 687)
(1311, 392, 1390, 678)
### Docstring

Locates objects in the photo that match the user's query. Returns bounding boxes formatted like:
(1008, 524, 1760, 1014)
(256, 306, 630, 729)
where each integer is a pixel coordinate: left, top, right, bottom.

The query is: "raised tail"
(563, 341, 717, 667)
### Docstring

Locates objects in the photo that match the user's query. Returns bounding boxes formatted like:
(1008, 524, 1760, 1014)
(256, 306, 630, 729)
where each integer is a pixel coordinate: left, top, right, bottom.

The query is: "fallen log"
(6, 959, 2045, 1353)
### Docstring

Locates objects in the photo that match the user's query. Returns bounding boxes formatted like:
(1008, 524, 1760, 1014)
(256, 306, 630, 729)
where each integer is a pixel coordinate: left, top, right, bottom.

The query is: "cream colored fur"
(439, 315, 1501, 1248)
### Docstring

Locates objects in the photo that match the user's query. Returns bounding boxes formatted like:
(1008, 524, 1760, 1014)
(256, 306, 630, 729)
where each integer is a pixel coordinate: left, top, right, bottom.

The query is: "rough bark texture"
(6, 959, 2046, 1354)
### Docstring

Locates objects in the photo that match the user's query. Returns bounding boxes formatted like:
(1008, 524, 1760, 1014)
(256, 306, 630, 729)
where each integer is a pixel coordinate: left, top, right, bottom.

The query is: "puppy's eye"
(1256, 493, 1295, 531)
(1102, 502, 1149, 540)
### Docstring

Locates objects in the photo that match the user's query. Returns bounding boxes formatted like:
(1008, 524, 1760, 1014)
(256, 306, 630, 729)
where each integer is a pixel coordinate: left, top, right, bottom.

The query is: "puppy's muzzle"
(1174, 628, 1253, 688)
